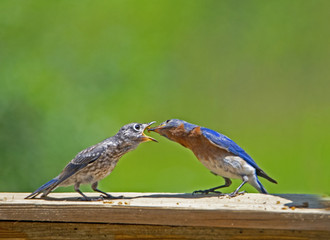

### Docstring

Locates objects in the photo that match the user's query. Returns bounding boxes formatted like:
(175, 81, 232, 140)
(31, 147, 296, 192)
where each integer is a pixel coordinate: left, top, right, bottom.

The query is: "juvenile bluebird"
(26, 121, 157, 200)
(148, 119, 277, 196)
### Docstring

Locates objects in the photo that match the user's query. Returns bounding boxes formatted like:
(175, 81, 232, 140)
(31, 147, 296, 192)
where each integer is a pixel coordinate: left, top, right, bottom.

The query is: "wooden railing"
(0, 192, 329, 239)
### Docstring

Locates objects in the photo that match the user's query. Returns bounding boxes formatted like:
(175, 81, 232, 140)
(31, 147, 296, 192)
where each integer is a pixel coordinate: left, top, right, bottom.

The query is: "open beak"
(141, 121, 158, 142)
(148, 123, 165, 133)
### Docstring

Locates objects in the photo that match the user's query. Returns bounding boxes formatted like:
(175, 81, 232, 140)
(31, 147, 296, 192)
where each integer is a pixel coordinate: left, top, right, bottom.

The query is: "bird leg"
(193, 177, 232, 195)
(74, 183, 91, 201)
(227, 176, 248, 197)
(91, 182, 123, 199)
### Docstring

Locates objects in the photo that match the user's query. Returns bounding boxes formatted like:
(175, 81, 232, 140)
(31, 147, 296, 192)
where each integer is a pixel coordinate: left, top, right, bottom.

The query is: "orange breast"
(169, 125, 231, 162)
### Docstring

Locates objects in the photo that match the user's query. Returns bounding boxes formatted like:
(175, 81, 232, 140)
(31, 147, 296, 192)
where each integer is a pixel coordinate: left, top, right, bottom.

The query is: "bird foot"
(226, 191, 246, 198)
(79, 196, 107, 201)
(193, 189, 223, 195)
(100, 194, 124, 199)
(79, 196, 93, 201)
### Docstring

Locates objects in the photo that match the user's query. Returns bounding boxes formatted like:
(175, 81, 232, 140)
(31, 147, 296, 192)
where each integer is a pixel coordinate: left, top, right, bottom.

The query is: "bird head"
(148, 119, 188, 140)
(117, 121, 158, 144)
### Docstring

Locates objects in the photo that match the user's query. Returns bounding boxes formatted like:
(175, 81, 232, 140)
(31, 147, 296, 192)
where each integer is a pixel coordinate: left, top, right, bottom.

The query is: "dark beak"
(141, 121, 158, 142)
(148, 123, 165, 132)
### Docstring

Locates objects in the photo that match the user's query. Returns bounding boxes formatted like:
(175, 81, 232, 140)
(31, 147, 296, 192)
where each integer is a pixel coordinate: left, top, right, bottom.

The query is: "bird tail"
(256, 178, 268, 194)
(256, 169, 278, 184)
(25, 177, 59, 199)
(249, 174, 269, 194)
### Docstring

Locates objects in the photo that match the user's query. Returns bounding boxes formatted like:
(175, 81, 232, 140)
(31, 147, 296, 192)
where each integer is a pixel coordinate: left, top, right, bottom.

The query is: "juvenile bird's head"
(116, 121, 158, 145)
(148, 119, 190, 142)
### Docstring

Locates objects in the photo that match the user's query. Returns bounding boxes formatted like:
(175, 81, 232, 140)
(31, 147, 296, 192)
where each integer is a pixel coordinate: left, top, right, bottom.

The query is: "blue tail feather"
(25, 178, 59, 199)
(256, 178, 268, 194)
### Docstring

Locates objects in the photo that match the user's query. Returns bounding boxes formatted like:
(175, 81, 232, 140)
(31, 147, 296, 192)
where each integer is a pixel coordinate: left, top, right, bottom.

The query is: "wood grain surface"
(0, 192, 329, 239)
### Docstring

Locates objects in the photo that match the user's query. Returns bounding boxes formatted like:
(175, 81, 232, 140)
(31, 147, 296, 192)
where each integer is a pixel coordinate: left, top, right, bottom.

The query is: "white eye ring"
(133, 124, 141, 131)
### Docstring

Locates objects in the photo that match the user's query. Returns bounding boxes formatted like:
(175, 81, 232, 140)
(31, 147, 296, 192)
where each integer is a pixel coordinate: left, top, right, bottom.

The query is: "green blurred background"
(0, 0, 329, 195)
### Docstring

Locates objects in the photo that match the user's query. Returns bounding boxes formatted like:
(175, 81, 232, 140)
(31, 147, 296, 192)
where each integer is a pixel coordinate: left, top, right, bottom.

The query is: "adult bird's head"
(117, 121, 158, 144)
(148, 119, 190, 141)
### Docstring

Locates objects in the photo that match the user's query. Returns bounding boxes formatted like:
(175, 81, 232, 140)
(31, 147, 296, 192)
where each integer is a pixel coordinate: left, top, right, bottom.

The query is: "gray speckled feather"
(26, 122, 156, 200)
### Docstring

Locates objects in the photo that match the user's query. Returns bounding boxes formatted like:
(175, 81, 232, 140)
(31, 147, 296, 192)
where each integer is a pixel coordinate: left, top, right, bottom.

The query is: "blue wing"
(201, 127, 261, 170)
(183, 122, 199, 131)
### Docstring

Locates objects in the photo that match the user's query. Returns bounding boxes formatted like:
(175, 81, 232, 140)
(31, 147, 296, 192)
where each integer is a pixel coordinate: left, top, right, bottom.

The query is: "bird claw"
(101, 194, 123, 199)
(79, 196, 92, 201)
(193, 190, 223, 195)
(227, 191, 246, 198)
(79, 195, 112, 201)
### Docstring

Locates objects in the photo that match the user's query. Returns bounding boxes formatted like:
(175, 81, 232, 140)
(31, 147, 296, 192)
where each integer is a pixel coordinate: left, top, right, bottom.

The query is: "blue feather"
(256, 178, 268, 194)
(183, 122, 198, 131)
(35, 178, 58, 192)
(201, 127, 260, 170)
(25, 178, 59, 199)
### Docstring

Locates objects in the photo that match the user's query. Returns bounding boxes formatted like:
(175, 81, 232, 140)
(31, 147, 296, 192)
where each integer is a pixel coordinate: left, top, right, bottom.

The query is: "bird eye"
(165, 120, 170, 124)
(133, 124, 141, 131)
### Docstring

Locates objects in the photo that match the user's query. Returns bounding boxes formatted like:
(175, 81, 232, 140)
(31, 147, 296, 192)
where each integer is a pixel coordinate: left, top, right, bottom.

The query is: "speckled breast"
(60, 156, 119, 186)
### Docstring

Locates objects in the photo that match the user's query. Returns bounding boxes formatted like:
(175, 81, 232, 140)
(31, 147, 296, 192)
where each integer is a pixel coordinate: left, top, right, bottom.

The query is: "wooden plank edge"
(1, 221, 330, 240)
(1, 204, 329, 232)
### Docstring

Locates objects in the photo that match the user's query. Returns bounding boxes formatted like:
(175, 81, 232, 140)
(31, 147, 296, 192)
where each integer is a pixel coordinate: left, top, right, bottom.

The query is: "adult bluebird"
(26, 122, 157, 200)
(148, 119, 277, 196)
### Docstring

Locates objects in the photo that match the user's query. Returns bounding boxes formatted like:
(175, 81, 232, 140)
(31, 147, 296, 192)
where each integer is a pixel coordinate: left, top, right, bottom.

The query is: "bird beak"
(148, 123, 165, 133)
(142, 121, 158, 142)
